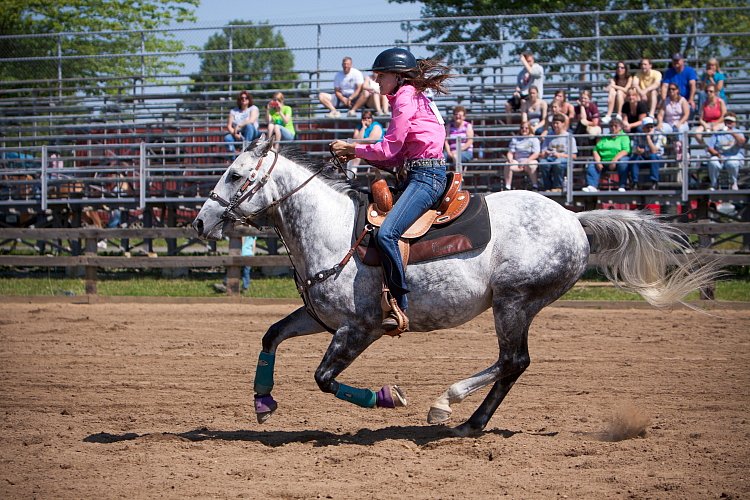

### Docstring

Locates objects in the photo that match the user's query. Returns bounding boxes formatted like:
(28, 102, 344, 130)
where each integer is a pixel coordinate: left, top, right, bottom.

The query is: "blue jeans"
(376, 163, 447, 311)
(539, 157, 564, 189)
(707, 157, 741, 188)
(585, 156, 630, 188)
(443, 149, 473, 165)
(632, 153, 663, 183)
(225, 125, 261, 152)
(242, 266, 251, 290)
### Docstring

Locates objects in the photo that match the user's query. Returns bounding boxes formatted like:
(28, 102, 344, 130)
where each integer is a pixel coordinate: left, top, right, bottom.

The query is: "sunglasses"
(669, 87, 679, 91)
(240, 96, 249, 100)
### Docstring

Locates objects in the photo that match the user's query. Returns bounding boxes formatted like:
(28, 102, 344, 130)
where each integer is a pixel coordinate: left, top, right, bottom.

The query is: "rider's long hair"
(401, 59, 454, 95)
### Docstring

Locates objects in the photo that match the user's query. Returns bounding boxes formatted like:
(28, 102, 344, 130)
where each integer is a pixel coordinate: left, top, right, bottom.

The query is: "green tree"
(391, 1, 749, 76)
(190, 21, 297, 94)
(0, 0, 198, 96)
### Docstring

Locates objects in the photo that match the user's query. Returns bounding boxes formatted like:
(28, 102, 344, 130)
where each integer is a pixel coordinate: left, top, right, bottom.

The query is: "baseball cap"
(642, 116, 655, 127)
(724, 115, 737, 122)
(671, 53, 684, 61)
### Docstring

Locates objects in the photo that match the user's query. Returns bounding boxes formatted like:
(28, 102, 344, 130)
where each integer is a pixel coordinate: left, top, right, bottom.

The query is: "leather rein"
(207, 146, 369, 293)
(209, 149, 314, 228)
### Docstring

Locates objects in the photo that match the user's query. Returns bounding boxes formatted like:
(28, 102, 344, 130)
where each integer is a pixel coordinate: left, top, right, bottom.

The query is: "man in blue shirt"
(660, 53, 698, 111)
(705, 113, 746, 191)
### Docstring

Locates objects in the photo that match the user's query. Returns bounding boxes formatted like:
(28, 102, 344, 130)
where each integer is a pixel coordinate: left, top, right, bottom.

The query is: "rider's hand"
(330, 140, 356, 161)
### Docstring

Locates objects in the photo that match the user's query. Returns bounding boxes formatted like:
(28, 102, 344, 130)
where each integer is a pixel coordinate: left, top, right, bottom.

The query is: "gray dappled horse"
(193, 138, 716, 436)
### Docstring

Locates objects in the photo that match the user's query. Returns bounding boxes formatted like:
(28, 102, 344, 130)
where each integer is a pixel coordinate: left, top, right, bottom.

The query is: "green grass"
(0, 276, 298, 298)
(0, 276, 748, 301)
(561, 280, 750, 302)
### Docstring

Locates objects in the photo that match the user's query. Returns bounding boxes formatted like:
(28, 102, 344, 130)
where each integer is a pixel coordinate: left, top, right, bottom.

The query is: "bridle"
(206, 144, 362, 334)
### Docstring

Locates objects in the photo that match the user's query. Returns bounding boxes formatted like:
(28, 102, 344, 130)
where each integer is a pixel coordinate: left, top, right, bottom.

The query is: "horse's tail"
(576, 210, 721, 308)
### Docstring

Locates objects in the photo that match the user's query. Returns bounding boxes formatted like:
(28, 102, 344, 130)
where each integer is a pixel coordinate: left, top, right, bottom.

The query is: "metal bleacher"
(1, 11, 749, 232)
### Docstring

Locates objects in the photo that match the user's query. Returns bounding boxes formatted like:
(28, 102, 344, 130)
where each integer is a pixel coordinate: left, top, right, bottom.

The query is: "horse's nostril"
(193, 218, 204, 235)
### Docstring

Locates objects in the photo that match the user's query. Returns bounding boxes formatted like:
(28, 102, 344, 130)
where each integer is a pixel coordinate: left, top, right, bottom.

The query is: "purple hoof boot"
(376, 385, 407, 409)
(254, 394, 278, 423)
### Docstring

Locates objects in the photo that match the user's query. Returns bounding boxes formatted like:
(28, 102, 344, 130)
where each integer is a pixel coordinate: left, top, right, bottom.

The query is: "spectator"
(443, 105, 474, 168)
(348, 110, 384, 171)
(539, 113, 578, 192)
(356, 74, 390, 116)
(602, 61, 632, 124)
(582, 116, 631, 192)
(505, 51, 545, 114)
(705, 112, 745, 191)
(694, 84, 727, 144)
(619, 87, 649, 133)
(213, 235, 257, 293)
(225, 90, 260, 153)
(632, 58, 662, 117)
(318, 56, 365, 118)
(657, 83, 690, 160)
(630, 116, 667, 190)
(552, 89, 576, 123)
(504, 121, 540, 191)
(266, 92, 295, 152)
(540, 100, 564, 138)
(241, 236, 257, 291)
(660, 53, 698, 111)
(573, 89, 602, 138)
(699, 57, 726, 101)
(520, 86, 548, 135)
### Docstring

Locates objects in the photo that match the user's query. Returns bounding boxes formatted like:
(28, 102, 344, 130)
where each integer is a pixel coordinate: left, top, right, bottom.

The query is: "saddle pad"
(356, 194, 491, 266)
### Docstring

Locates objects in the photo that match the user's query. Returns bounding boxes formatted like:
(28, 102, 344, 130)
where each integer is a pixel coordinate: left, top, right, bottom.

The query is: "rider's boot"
(381, 286, 409, 335)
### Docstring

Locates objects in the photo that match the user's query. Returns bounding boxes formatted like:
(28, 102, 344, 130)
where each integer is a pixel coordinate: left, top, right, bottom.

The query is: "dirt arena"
(1, 298, 748, 499)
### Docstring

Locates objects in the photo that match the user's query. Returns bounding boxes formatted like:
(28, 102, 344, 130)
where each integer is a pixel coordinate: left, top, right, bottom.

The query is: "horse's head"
(192, 137, 276, 240)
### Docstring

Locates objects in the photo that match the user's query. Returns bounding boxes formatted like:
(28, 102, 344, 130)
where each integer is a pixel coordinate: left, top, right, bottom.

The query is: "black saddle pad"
(355, 192, 491, 265)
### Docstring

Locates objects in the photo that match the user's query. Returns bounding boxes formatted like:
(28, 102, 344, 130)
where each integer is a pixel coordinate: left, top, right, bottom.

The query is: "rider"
(330, 47, 452, 332)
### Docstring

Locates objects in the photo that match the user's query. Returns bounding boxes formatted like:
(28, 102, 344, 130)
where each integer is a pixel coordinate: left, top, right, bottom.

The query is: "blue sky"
(193, 0, 423, 25)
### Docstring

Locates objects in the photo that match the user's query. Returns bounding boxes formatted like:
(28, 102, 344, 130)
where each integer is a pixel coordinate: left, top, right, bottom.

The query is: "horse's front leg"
(314, 326, 406, 410)
(254, 306, 326, 423)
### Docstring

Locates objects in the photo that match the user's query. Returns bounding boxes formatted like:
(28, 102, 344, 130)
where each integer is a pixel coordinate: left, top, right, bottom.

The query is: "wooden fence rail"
(1, 223, 748, 296)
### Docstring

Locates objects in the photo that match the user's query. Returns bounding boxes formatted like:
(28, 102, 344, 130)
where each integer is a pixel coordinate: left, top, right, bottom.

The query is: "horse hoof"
(427, 406, 452, 425)
(452, 422, 484, 437)
(376, 385, 407, 408)
(254, 394, 278, 424)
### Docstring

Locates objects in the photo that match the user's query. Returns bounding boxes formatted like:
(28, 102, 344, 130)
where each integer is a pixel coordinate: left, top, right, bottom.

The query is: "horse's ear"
(251, 134, 273, 156)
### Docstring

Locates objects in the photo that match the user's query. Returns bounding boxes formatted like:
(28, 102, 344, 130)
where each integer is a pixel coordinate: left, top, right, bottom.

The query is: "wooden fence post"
(226, 237, 242, 295)
(84, 237, 98, 295)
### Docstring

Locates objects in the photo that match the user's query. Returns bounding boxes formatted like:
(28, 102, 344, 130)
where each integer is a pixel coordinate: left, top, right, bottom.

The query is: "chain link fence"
(1, 7, 748, 101)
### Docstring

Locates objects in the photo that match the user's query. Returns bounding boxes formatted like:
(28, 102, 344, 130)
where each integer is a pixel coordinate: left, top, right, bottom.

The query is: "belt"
(403, 158, 446, 170)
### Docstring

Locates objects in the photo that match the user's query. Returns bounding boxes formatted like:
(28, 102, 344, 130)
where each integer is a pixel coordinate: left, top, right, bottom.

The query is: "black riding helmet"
(370, 47, 418, 73)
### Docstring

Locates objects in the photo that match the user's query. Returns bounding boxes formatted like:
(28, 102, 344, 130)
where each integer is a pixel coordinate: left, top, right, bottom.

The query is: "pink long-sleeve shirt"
(354, 84, 445, 170)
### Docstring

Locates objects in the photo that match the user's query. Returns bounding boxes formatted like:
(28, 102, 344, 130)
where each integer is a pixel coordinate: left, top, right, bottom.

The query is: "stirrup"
(380, 287, 409, 336)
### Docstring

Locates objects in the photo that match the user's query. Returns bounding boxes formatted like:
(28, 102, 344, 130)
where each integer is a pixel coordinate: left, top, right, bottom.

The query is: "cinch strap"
(254, 351, 276, 394)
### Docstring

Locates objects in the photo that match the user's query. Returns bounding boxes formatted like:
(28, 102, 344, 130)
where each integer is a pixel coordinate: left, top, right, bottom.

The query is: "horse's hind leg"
(430, 300, 532, 435)
(254, 306, 326, 423)
(456, 302, 532, 435)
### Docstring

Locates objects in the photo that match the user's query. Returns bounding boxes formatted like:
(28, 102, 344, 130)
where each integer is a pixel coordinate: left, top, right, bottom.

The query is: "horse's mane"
(281, 146, 357, 196)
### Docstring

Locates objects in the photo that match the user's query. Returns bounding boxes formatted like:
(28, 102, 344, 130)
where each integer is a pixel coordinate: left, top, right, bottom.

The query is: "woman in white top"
(520, 86, 548, 135)
(224, 90, 260, 152)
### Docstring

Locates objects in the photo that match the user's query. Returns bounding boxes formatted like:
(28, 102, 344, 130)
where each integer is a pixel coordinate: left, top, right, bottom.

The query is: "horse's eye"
(229, 172, 243, 182)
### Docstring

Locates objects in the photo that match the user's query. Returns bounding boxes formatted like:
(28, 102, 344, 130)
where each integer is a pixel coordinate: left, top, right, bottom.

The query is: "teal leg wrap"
(254, 351, 275, 394)
(335, 383, 377, 408)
